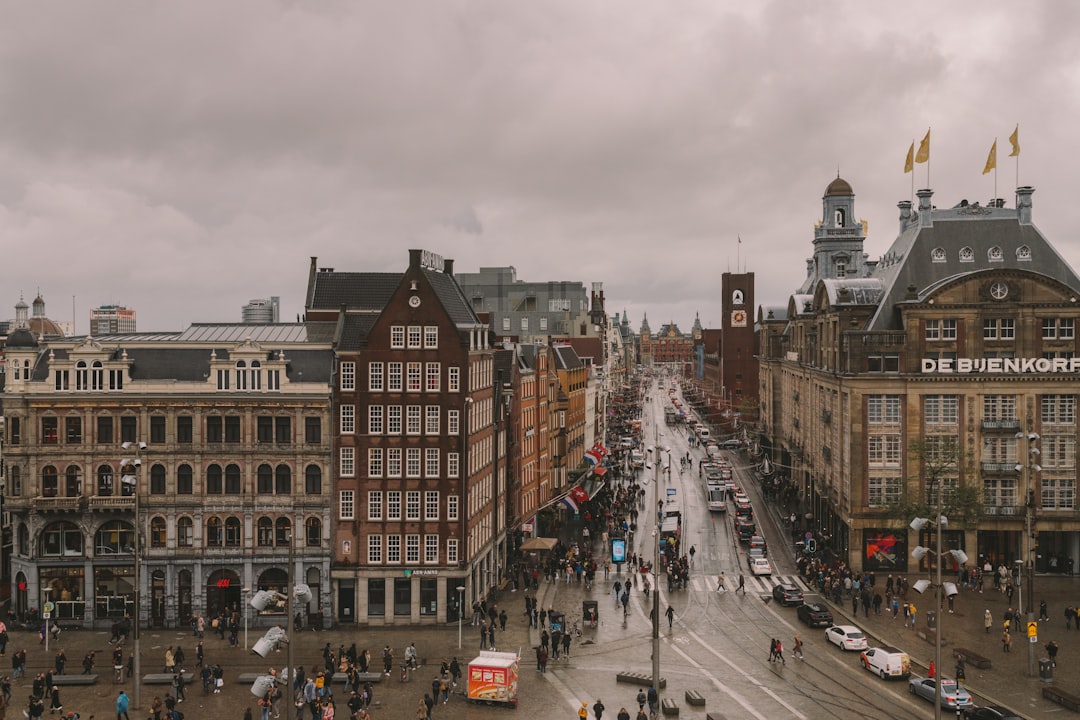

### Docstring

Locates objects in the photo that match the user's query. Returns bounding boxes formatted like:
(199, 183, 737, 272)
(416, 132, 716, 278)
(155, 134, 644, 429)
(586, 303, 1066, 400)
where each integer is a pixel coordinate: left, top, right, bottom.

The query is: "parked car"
(963, 706, 1024, 720)
(797, 601, 833, 627)
(749, 557, 772, 576)
(720, 439, 742, 449)
(908, 677, 974, 710)
(771, 583, 804, 606)
(860, 647, 911, 679)
(825, 625, 868, 651)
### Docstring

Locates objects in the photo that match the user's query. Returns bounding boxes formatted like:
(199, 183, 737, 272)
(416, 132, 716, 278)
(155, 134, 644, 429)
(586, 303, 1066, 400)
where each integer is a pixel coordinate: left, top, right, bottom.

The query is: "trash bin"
(1039, 657, 1054, 682)
(926, 610, 936, 631)
(582, 600, 598, 628)
(549, 612, 565, 633)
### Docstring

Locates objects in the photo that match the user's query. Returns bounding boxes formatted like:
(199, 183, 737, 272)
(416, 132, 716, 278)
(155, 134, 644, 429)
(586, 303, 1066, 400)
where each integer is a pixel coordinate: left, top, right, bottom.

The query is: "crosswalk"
(662, 573, 813, 597)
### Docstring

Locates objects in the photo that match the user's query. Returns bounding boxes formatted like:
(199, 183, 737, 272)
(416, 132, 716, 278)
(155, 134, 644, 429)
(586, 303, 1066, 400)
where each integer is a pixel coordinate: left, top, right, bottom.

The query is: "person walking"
(593, 699, 606, 720)
(736, 574, 746, 594)
(1002, 628, 1011, 652)
(774, 639, 785, 664)
(716, 573, 726, 592)
(647, 686, 658, 716)
(665, 606, 675, 629)
(636, 690, 646, 713)
(578, 702, 589, 720)
(116, 690, 131, 720)
(984, 609, 993, 633)
(768, 638, 777, 662)
(793, 634, 804, 660)
(49, 685, 63, 714)
(617, 708, 631, 720)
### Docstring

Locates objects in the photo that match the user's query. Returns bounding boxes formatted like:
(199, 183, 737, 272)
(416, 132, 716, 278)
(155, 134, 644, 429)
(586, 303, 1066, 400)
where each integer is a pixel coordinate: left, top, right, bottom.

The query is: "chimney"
(916, 189, 934, 227)
(897, 200, 913, 234)
(443, 258, 454, 276)
(1016, 186, 1035, 225)
(409, 249, 423, 268)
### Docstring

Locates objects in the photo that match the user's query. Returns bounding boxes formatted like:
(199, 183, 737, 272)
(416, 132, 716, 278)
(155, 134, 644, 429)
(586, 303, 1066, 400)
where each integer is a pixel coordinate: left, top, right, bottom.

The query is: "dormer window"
(959, 247, 974, 263)
(931, 247, 946, 263)
(1016, 245, 1032, 261)
(988, 246, 1004, 262)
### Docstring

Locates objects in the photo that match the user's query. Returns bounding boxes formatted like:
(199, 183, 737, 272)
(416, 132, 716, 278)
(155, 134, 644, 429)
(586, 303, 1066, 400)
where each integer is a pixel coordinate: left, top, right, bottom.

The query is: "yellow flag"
(983, 140, 997, 175)
(903, 142, 914, 173)
(915, 128, 930, 164)
(1008, 125, 1020, 157)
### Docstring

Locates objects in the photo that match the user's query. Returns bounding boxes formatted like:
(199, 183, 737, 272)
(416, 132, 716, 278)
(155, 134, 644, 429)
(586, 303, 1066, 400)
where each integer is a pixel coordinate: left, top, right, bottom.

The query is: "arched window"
(206, 517, 223, 547)
(275, 518, 291, 547)
(305, 517, 322, 547)
(177, 464, 193, 495)
(150, 517, 167, 547)
(95, 520, 134, 555)
(97, 464, 114, 496)
(41, 465, 58, 497)
(91, 360, 104, 390)
(275, 464, 291, 495)
(225, 517, 242, 547)
(177, 516, 193, 547)
(150, 464, 166, 494)
(257, 517, 274, 546)
(257, 464, 273, 494)
(225, 464, 241, 494)
(305, 465, 322, 495)
(1017, 245, 1032, 261)
(250, 360, 262, 391)
(206, 464, 223, 494)
(65, 465, 82, 497)
(235, 360, 248, 391)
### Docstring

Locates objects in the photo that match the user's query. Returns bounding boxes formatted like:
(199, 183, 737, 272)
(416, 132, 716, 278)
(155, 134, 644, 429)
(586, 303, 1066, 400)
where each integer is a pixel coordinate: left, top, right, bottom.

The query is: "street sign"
(42, 612, 50, 620)
(43, 602, 54, 613)
(1027, 621, 1038, 638)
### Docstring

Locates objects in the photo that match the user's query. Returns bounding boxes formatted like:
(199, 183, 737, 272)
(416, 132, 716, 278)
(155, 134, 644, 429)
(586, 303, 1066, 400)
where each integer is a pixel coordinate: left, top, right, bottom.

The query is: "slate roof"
(308, 272, 401, 313)
(553, 344, 582, 370)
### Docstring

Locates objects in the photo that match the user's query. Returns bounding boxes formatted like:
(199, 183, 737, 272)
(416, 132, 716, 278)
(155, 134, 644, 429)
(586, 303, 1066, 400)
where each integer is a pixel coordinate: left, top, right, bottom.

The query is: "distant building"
(456, 266, 595, 341)
(90, 305, 137, 335)
(242, 297, 280, 324)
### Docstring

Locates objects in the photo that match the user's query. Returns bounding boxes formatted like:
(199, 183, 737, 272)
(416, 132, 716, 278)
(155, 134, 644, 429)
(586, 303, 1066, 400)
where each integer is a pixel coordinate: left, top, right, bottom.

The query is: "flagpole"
(911, 138, 915, 203)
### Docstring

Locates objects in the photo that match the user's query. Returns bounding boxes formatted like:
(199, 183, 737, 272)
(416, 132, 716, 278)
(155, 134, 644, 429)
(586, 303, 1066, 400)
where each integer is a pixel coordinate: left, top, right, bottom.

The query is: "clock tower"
(720, 272, 757, 412)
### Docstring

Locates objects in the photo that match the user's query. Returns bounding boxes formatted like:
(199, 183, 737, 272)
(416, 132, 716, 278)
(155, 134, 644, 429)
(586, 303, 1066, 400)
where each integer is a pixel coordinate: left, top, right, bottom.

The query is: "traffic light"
(806, 538, 816, 554)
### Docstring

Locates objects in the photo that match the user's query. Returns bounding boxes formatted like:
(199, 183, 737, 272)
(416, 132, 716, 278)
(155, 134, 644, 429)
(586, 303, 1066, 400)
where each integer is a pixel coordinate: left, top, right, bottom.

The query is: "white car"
(749, 557, 772, 576)
(825, 625, 868, 651)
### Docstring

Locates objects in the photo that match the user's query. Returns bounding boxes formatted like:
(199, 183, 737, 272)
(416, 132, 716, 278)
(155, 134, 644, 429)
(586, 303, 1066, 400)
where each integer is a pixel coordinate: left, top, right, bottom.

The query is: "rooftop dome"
(5, 327, 38, 349)
(825, 177, 854, 197)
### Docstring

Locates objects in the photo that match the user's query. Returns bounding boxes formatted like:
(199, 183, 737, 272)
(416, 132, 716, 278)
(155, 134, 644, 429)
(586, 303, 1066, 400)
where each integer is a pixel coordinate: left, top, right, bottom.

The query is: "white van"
(697, 428, 711, 442)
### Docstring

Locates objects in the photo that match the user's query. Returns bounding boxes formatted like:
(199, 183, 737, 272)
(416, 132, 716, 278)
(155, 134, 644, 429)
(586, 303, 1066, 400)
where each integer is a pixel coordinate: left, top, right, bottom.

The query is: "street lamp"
(120, 440, 147, 712)
(1015, 430, 1041, 677)
(911, 514, 968, 720)
(242, 587, 251, 652)
(456, 586, 466, 649)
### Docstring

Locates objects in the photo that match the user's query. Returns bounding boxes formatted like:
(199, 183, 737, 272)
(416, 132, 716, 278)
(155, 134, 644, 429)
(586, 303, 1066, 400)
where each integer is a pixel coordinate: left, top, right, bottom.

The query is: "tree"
(888, 436, 982, 529)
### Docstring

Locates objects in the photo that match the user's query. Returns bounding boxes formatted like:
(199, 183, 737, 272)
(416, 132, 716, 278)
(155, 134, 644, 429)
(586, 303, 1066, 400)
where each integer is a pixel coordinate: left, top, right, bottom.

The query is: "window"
(177, 516, 193, 546)
(539, 317, 548, 331)
(521, 317, 529, 332)
(258, 416, 274, 443)
(447, 494, 459, 520)
(425, 448, 440, 477)
(982, 437, 1016, 464)
(387, 448, 402, 477)
(387, 491, 401, 521)
(275, 465, 291, 494)
(97, 464, 114, 496)
(42, 417, 58, 444)
(150, 517, 167, 548)
(276, 518, 291, 546)
(390, 326, 405, 348)
(984, 318, 1015, 340)
(448, 453, 460, 478)
(42, 465, 59, 497)
(206, 416, 223, 443)
(258, 517, 274, 546)
(1063, 319, 1075, 339)
(368, 448, 383, 478)
(941, 319, 957, 340)
(924, 395, 958, 425)
(369, 362, 384, 391)
(150, 464, 166, 494)
(406, 535, 420, 563)
(407, 363, 422, 392)
(224, 416, 241, 443)
(867, 477, 902, 508)
(868, 434, 901, 466)
(406, 406, 421, 435)
(406, 490, 421, 520)
(216, 369, 230, 390)
(983, 395, 1017, 421)
(225, 517, 242, 547)
(1042, 436, 1075, 467)
(206, 517, 223, 547)
(448, 410, 460, 435)
(447, 538, 459, 564)
(388, 406, 402, 434)
(426, 363, 440, 392)
(867, 395, 901, 424)
(120, 416, 137, 443)
(177, 416, 193, 444)
(1041, 477, 1076, 510)
(340, 361, 356, 390)
(64, 466, 80, 497)
(425, 490, 439, 520)
(149, 416, 165, 444)
(368, 405, 384, 434)
(305, 417, 321, 444)
(274, 417, 290, 444)
(340, 448, 355, 477)
(407, 326, 422, 349)
(1044, 318, 1057, 340)
(984, 477, 1018, 507)
(425, 406, 440, 435)
(339, 490, 355, 520)
(206, 464, 223, 494)
(340, 404, 355, 434)
(1041, 395, 1076, 425)
(177, 464, 193, 494)
(42, 522, 83, 557)
(925, 319, 941, 341)
(55, 369, 69, 391)
(257, 464, 273, 494)
(448, 367, 460, 392)
(388, 363, 402, 391)
(502, 317, 510, 331)
(368, 578, 385, 616)
(305, 465, 322, 494)
(424, 326, 438, 348)
(368, 491, 383, 521)
(959, 247, 974, 262)
(387, 535, 401, 563)
(406, 448, 421, 478)
(8, 417, 19, 445)
(867, 354, 900, 372)
(1043, 318, 1075, 340)
(425, 535, 439, 563)
(368, 535, 382, 563)
(97, 416, 114, 445)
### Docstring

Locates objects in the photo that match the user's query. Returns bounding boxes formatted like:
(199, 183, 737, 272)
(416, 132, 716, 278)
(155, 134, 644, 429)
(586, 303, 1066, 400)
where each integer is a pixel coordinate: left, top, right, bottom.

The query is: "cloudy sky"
(2, 1, 1079, 333)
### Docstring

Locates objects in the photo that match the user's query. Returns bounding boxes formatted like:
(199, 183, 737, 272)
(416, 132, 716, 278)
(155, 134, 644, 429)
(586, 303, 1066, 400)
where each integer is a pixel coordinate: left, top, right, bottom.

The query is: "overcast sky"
(2, 1, 1079, 334)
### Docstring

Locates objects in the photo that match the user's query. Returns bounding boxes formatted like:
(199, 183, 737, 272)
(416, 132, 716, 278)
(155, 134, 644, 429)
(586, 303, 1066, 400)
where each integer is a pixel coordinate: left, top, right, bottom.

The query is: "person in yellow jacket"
(578, 701, 589, 719)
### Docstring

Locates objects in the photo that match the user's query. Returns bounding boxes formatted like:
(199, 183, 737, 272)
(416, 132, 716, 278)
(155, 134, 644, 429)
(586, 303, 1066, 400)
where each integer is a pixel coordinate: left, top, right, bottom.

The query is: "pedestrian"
(416, 698, 428, 720)
(578, 702, 588, 720)
(562, 631, 571, 658)
(928, 660, 935, 678)
(1002, 628, 1011, 652)
(955, 656, 966, 682)
(423, 692, 435, 719)
(594, 698, 606, 720)
(793, 635, 804, 660)
(499, 609, 507, 631)
(1040, 600, 1049, 622)
(665, 606, 675, 629)
(539, 646, 548, 673)
(736, 574, 746, 594)
(774, 639, 785, 664)
(49, 685, 62, 714)
(1046, 640, 1059, 667)
(636, 689, 646, 712)
(450, 656, 461, 687)
(617, 708, 631, 720)
(768, 638, 777, 662)
(116, 690, 131, 720)
(647, 686, 658, 716)
(716, 573, 726, 592)
(1066, 607, 1075, 631)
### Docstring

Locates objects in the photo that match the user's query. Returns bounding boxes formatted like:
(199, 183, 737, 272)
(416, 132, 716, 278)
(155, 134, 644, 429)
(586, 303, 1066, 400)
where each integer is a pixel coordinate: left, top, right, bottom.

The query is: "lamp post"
(911, 510, 967, 720)
(285, 526, 295, 720)
(1015, 430, 1041, 678)
(456, 586, 466, 649)
(242, 587, 250, 652)
(120, 440, 147, 712)
(646, 399, 661, 700)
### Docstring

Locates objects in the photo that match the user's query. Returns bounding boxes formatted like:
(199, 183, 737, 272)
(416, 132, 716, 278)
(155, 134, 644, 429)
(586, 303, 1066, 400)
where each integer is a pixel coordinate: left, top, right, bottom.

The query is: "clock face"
(408, 295, 422, 308)
(989, 282, 1009, 301)
(731, 310, 747, 327)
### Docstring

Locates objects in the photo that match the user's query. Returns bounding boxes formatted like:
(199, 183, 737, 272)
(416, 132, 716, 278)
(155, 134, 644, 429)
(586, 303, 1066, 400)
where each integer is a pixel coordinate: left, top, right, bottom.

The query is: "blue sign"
(666, 488, 677, 496)
(611, 538, 627, 564)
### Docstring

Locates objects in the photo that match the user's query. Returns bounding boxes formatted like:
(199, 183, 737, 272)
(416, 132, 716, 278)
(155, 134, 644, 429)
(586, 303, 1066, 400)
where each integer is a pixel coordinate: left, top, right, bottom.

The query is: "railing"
(981, 419, 1021, 431)
(980, 462, 1018, 474)
(32, 496, 84, 510)
(88, 495, 136, 510)
(982, 504, 1022, 516)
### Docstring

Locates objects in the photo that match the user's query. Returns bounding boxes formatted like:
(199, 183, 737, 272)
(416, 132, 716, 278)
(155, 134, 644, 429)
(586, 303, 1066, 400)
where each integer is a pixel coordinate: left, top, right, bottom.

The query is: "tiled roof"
(308, 272, 401, 312)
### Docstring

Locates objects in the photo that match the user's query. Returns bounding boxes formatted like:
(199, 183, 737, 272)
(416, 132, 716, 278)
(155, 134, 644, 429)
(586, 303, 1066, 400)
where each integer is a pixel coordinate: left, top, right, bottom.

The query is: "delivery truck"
(467, 650, 520, 707)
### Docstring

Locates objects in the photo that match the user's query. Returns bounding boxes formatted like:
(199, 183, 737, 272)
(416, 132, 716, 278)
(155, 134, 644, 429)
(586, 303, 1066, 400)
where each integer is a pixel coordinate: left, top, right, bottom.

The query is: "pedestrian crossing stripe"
(660, 574, 812, 598)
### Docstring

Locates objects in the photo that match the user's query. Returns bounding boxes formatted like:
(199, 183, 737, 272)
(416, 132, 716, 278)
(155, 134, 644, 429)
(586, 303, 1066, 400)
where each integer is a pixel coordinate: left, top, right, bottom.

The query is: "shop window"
(42, 522, 83, 557)
(95, 520, 134, 555)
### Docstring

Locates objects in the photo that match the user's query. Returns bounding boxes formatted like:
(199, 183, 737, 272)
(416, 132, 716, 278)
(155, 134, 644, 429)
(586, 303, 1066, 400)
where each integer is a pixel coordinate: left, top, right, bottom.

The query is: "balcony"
(981, 419, 1021, 432)
(982, 504, 1022, 517)
(980, 462, 1018, 474)
(89, 495, 136, 511)
(31, 496, 85, 511)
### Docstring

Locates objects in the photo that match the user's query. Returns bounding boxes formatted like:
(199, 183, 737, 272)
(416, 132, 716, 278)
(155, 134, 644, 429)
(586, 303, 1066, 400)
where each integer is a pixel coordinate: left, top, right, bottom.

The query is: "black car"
(797, 601, 833, 627)
(964, 707, 1024, 720)
(772, 583, 804, 606)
